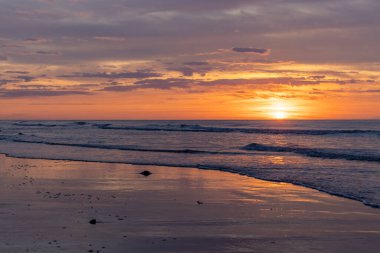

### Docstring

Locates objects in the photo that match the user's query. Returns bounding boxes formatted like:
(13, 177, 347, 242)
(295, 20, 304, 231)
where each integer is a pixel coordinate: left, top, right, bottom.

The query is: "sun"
(258, 99, 296, 120)
(273, 111, 287, 119)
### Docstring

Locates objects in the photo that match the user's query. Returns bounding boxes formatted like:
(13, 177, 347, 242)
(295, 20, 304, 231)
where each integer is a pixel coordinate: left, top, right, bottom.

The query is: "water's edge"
(2, 151, 378, 210)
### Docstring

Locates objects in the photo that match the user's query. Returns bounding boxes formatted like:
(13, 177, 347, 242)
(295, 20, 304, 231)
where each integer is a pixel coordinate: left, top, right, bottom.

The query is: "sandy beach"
(0, 154, 379, 253)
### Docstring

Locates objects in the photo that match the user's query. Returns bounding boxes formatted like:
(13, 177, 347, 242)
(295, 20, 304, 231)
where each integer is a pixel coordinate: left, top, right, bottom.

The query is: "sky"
(0, 0, 380, 120)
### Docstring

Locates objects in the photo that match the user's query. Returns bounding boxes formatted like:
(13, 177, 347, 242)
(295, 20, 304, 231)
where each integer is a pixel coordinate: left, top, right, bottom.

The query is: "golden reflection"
(266, 155, 286, 165)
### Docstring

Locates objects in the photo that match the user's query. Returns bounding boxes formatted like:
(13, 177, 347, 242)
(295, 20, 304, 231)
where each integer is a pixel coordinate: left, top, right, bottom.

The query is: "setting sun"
(262, 100, 294, 120)
(273, 111, 287, 119)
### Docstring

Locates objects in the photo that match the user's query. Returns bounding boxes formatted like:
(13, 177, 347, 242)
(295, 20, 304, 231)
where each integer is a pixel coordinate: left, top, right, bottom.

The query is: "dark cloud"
(17, 84, 55, 89)
(101, 85, 137, 92)
(361, 89, 380, 93)
(23, 37, 49, 43)
(0, 89, 89, 98)
(168, 67, 196, 77)
(256, 69, 360, 79)
(0, 79, 15, 85)
(324, 89, 380, 94)
(125, 0, 253, 12)
(168, 61, 211, 76)
(35, 51, 60, 55)
(17, 75, 35, 82)
(102, 78, 194, 92)
(232, 47, 270, 55)
(183, 61, 209, 66)
(134, 78, 194, 89)
(93, 36, 126, 41)
(59, 71, 162, 79)
(102, 76, 328, 93)
(203, 77, 320, 86)
(76, 83, 101, 88)
(5, 71, 30, 74)
(0, 55, 8, 61)
(309, 75, 326, 80)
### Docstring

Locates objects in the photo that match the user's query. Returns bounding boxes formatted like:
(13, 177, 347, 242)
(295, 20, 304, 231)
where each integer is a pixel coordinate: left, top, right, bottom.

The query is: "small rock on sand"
(140, 171, 152, 177)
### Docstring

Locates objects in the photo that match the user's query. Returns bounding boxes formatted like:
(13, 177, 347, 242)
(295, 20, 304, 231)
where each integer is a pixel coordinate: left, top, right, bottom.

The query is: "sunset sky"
(0, 0, 380, 119)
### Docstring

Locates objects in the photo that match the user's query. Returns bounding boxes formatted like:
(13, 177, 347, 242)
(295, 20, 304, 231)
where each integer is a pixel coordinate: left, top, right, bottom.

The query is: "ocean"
(0, 120, 379, 208)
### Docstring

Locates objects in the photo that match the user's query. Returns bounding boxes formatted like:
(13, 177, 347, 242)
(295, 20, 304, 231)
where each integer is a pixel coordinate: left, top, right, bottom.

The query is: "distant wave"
(10, 122, 380, 136)
(13, 122, 65, 127)
(95, 123, 379, 136)
(13, 121, 88, 128)
(243, 143, 380, 162)
(3, 137, 241, 155)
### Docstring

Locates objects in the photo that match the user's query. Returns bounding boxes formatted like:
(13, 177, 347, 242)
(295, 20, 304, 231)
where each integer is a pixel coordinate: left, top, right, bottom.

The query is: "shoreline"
(1, 154, 379, 252)
(1, 151, 378, 209)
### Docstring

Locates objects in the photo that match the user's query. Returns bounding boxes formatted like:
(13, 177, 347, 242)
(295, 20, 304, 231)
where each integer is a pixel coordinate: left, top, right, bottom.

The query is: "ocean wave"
(243, 143, 380, 162)
(2, 134, 379, 163)
(2, 137, 240, 155)
(95, 123, 379, 136)
(9, 121, 380, 136)
(12, 121, 90, 128)
(13, 122, 65, 127)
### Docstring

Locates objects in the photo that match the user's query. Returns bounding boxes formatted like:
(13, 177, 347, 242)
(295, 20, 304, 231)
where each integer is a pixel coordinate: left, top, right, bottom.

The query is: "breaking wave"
(94, 123, 380, 136)
(243, 143, 380, 163)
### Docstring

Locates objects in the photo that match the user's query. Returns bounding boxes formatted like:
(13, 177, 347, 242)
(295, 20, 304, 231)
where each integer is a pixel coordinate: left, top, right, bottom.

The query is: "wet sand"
(0, 154, 379, 253)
